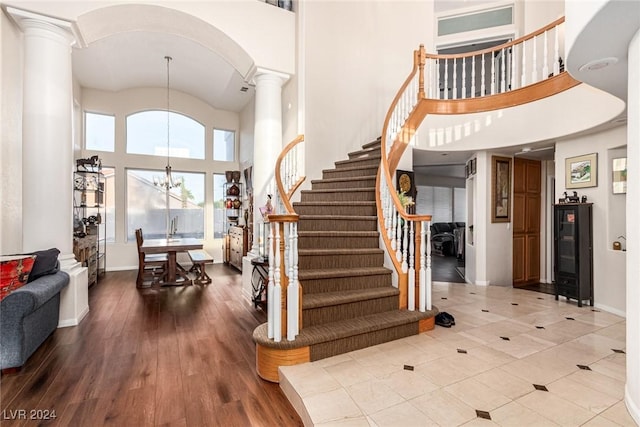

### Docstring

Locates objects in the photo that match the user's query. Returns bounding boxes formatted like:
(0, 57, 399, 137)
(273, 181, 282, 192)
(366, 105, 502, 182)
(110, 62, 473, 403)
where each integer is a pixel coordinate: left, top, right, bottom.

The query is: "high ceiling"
(72, 31, 255, 113)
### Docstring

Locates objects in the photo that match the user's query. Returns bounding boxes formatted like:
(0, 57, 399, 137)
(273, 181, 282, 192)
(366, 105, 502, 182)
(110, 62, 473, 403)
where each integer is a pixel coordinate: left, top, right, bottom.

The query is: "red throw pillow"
(0, 255, 36, 302)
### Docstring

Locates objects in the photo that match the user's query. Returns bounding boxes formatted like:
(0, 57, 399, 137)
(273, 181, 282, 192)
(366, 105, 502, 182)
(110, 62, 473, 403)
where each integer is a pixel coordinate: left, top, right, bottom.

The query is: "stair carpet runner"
(253, 138, 436, 362)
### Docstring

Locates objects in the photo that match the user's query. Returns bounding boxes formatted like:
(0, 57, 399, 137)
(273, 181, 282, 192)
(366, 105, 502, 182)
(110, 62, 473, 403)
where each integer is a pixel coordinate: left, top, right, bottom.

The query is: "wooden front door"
(512, 158, 541, 286)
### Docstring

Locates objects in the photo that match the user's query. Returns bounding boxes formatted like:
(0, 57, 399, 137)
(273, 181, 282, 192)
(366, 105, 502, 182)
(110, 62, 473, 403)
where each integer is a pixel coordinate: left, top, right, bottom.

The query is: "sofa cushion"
(0, 255, 36, 302)
(27, 248, 60, 282)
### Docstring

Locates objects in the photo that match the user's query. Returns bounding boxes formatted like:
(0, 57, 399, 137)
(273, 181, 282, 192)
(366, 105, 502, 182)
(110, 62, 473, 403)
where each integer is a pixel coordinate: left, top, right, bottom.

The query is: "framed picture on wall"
(491, 156, 512, 223)
(612, 157, 627, 194)
(565, 153, 598, 189)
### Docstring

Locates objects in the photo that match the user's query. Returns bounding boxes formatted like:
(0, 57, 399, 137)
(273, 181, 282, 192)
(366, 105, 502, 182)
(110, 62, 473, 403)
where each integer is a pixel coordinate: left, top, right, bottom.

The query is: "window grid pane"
(213, 174, 226, 238)
(127, 168, 204, 241)
(127, 111, 205, 159)
(213, 129, 235, 161)
(85, 112, 115, 152)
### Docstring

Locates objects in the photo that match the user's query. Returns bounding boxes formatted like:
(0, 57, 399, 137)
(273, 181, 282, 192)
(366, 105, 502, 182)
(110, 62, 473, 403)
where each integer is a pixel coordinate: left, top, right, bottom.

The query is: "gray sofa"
(1, 271, 69, 371)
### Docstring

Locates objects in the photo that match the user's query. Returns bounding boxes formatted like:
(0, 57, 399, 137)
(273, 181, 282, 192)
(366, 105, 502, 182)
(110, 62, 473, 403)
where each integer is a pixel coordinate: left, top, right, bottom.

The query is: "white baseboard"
(58, 305, 89, 328)
(625, 385, 640, 426)
(593, 302, 626, 318)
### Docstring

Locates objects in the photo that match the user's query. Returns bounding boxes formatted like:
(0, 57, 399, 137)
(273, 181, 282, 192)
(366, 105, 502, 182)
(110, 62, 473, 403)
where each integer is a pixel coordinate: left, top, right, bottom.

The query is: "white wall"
(302, 0, 435, 183)
(0, 10, 23, 254)
(522, 0, 564, 34)
(2, 0, 296, 75)
(555, 125, 627, 315)
(479, 151, 510, 286)
(80, 87, 240, 270)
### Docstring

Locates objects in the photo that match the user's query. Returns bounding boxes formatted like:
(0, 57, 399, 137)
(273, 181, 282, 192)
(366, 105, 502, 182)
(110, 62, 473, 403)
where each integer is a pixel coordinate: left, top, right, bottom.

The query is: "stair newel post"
(418, 45, 426, 100)
(273, 221, 282, 342)
(408, 219, 415, 311)
(419, 220, 426, 312)
(267, 220, 275, 339)
(286, 220, 299, 340)
(425, 220, 432, 311)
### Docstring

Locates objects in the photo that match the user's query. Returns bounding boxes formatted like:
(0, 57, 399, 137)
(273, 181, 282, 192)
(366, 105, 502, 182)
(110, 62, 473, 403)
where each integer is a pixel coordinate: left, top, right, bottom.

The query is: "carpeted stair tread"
(298, 230, 378, 236)
(253, 308, 438, 350)
(303, 287, 399, 309)
(348, 146, 380, 158)
(311, 175, 377, 185)
(294, 201, 376, 207)
(298, 266, 391, 280)
(298, 248, 383, 256)
(299, 215, 377, 221)
(322, 165, 378, 175)
(361, 137, 382, 150)
(301, 187, 375, 194)
(334, 157, 380, 168)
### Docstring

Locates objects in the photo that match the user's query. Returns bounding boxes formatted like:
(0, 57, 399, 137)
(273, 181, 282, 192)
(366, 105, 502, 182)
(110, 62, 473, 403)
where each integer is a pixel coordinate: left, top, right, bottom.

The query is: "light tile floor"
(280, 282, 637, 426)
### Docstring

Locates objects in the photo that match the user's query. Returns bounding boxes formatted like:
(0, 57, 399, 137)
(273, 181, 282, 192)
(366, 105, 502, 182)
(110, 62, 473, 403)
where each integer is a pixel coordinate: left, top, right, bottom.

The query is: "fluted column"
(9, 8, 89, 327)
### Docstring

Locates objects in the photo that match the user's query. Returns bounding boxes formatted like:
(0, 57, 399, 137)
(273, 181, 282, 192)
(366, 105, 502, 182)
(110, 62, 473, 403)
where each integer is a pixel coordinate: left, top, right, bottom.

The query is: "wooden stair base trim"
(256, 343, 310, 383)
(419, 316, 435, 332)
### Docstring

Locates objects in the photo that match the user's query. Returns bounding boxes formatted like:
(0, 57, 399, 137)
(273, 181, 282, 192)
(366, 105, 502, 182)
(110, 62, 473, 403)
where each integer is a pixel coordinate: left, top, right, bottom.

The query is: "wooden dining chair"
(135, 228, 168, 288)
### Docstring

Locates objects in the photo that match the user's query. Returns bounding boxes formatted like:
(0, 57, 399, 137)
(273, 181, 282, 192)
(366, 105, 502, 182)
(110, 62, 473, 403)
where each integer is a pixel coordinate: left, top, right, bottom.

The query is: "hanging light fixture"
(154, 55, 181, 190)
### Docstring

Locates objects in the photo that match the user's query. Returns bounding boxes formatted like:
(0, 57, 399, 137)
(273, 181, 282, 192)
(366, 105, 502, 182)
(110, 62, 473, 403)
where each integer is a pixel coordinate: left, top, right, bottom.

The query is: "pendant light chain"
(166, 55, 171, 172)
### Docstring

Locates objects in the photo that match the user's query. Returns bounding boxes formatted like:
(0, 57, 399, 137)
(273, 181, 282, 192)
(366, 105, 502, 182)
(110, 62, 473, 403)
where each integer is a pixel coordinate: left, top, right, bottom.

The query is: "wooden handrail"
(274, 134, 305, 214)
(424, 17, 565, 60)
(378, 18, 574, 312)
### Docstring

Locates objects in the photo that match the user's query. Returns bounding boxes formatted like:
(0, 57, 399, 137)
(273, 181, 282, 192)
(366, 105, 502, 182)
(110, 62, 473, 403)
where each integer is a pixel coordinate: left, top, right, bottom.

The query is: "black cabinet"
(553, 203, 593, 307)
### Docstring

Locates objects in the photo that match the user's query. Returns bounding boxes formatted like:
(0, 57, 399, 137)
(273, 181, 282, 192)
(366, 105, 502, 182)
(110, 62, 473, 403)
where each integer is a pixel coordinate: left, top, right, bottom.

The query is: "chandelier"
(153, 55, 181, 190)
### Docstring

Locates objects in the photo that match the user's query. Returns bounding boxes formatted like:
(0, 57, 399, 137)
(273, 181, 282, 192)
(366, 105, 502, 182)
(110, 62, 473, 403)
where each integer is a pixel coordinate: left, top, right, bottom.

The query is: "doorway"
(512, 157, 542, 287)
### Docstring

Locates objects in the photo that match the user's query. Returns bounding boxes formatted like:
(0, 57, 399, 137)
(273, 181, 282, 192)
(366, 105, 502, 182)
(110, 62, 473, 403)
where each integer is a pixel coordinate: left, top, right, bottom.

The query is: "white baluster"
(554, 25, 560, 75)
(273, 222, 282, 342)
(419, 220, 426, 312)
(395, 210, 402, 261)
(462, 57, 466, 99)
(543, 30, 549, 79)
(501, 48, 506, 93)
(426, 220, 432, 311)
(471, 56, 475, 98)
(444, 59, 449, 100)
(408, 220, 415, 311)
(481, 53, 486, 96)
(531, 36, 538, 83)
(510, 46, 516, 90)
(287, 222, 299, 340)
(521, 41, 527, 87)
(267, 221, 275, 338)
(452, 58, 457, 100)
(391, 199, 397, 250)
(402, 211, 408, 272)
(490, 52, 496, 95)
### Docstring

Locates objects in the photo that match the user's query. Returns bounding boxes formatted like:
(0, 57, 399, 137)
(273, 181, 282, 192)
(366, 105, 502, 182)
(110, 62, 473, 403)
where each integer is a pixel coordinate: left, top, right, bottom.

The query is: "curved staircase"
(253, 138, 437, 382)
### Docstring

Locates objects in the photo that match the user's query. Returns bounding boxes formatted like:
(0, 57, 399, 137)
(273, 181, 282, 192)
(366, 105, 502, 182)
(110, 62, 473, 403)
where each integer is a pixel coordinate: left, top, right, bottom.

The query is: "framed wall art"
(612, 157, 627, 194)
(565, 153, 597, 189)
(491, 156, 512, 223)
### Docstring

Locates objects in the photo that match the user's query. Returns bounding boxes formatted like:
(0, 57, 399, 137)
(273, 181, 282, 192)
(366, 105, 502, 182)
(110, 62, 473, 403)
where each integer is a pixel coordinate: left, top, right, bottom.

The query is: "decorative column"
(250, 69, 289, 254)
(241, 69, 288, 301)
(8, 8, 89, 327)
(626, 28, 640, 426)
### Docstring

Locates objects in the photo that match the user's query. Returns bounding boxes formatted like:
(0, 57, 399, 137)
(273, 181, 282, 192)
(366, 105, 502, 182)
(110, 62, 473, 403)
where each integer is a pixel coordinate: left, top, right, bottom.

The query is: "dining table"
(140, 237, 203, 286)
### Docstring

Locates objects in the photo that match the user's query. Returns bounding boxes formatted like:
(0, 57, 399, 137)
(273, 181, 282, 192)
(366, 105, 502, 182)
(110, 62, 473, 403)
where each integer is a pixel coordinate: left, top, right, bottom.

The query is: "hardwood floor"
(1, 265, 302, 426)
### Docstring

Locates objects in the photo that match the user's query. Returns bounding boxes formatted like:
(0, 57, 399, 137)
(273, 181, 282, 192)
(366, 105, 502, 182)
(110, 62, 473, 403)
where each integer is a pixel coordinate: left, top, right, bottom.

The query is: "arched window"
(126, 110, 205, 159)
